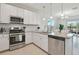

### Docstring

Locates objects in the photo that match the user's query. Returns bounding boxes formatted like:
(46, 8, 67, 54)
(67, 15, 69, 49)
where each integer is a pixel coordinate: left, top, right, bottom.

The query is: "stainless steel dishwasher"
(48, 35, 65, 55)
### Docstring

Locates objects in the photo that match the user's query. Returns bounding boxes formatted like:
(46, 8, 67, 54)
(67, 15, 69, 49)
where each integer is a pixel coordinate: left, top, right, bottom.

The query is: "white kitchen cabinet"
(0, 4, 25, 23)
(33, 33, 48, 52)
(31, 12, 35, 24)
(28, 11, 33, 24)
(6, 4, 17, 16)
(0, 4, 17, 23)
(29, 12, 39, 25)
(0, 4, 40, 24)
(40, 35, 48, 52)
(0, 4, 10, 23)
(24, 10, 30, 24)
(0, 34, 9, 52)
(33, 33, 41, 47)
(32, 13, 39, 24)
(25, 32, 33, 44)
(24, 10, 36, 24)
(17, 8, 24, 18)
(24, 10, 31, 24)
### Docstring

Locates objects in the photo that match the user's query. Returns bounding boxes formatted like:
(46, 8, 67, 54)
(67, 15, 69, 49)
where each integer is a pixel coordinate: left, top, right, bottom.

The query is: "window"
(48, 19, 55, 33)
(67, 20, 79, 28)
(48, 19, 55, 26)
(67, 20, 79, 32)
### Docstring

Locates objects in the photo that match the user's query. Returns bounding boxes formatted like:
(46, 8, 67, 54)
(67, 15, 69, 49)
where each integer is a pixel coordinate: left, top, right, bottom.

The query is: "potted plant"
(59, 24, 64, 32)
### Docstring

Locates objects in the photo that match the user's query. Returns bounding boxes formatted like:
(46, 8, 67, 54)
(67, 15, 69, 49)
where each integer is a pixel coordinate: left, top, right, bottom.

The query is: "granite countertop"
(33, 32, 48, 35)
(38, 32, 48, 35)
(48, 30, 74, 39)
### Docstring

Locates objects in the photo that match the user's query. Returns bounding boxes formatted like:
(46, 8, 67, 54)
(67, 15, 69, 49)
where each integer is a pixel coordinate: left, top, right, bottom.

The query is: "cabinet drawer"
(33, 33, 48, 52)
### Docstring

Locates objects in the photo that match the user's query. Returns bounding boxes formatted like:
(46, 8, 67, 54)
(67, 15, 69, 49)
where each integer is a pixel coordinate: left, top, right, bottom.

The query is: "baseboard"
(25, 42, 33, 46)
(32, 42, 50, 55)
(0, 49, 9, 53)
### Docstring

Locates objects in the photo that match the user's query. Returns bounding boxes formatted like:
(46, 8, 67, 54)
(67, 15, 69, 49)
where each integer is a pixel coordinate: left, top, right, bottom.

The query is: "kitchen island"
(48, 31, 73, 55)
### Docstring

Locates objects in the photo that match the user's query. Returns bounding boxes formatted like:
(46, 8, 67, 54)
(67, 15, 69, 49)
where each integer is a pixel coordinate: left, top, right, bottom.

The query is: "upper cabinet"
(29, 12, 40, 25)
(0, 3, 40, 24)
(0, 4, 10, 23)
(24, 10, 30, 24)
(0, 4, 24, 23)
(7, 4, 17, 16)
(17, 8, 24, 18)
(0, 4, 17, 23)
(24, 10, 40, 25)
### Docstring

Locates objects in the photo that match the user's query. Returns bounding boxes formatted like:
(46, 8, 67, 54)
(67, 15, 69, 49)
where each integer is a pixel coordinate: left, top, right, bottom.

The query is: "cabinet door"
(40, 35, 48, 52)
(33, 33, 40, 47)
(0, 34, 9, 51)
(1, 4, 10, 23)
(7, 4, 17, 16)
(33, 33, 38, 45)
(31, 12, 35, 24)
(28, 11, 33, 24)
(33, 33, 48, 51)
(31, 12, 38, 24)
(17, 8, 24, 18)
(24, 10, 29, 24)
(33, 13, 39, 25)
(32, 33, 37, 44)
(25, 32, 32, 44)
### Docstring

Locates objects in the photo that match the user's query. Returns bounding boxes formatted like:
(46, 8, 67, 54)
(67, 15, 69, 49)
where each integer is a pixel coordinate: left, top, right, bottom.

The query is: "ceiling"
(8, 3, 79, 19)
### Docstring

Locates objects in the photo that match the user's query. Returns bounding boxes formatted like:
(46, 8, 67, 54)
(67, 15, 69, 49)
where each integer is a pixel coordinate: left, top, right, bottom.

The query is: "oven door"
(10, 35, 16, 45)
(10, 34, 25, 45)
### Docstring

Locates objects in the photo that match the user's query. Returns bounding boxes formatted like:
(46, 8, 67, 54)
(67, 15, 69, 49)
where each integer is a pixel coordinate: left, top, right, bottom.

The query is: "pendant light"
(42, 6, 46, 21)
(61, 3, 64, 19)
(60, 3, 69, 19)
(49, 3, 53, 19)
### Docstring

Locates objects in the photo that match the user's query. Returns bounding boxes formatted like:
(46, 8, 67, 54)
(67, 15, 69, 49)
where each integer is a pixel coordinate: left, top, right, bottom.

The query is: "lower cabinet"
(0, 34, 9, 52)
(25, 32, 48, 52)
(33, 33, 48, 52)
(25, 32, 33, 44)
(40, 35, 48, 52)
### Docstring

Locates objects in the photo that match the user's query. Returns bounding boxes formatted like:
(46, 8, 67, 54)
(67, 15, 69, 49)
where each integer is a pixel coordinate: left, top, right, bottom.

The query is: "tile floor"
(0, 44, 47, 55)
(65, 34, 79, 55)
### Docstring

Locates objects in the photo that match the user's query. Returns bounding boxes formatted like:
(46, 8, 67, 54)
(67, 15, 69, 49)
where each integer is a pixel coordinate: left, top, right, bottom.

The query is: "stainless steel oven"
(9, 32, 25, 50)
(9, 34, 25, 45)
